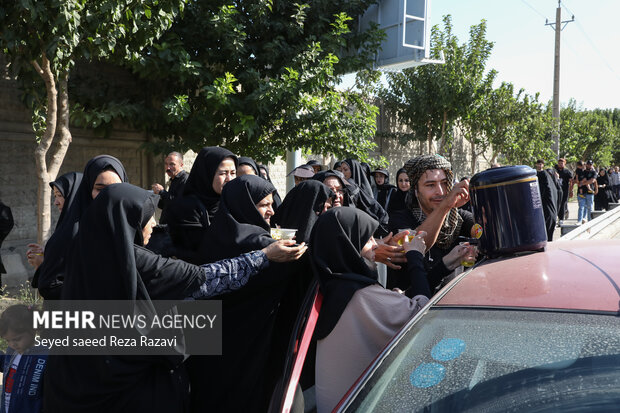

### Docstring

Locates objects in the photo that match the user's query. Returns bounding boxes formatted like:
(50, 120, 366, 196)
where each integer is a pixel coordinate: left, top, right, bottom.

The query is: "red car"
(330, 239, 620, 412)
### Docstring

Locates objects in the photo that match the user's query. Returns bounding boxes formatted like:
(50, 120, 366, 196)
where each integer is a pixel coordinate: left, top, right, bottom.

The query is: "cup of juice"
(459, 242, 477, 267)
(397, 229, 414, 246)
(271, 228, 297, 240)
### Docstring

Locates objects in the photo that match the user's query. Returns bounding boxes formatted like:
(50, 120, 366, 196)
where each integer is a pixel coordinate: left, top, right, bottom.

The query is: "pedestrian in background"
(576, 160, 597, 224)
(595, 168, 616, 211)
(555, 158, 573, 224)
(151, 151, 188, 224)
(609, 166, 620, 200)
(536, 160, 560, 241)
(0, 199, 14, 288)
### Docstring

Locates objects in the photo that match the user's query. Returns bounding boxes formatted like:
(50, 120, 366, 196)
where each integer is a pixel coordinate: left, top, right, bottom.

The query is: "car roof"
(436, 239, 620, 313)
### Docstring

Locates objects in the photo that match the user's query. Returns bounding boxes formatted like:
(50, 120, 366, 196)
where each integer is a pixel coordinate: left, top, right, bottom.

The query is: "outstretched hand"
(262, 240, 307, 262)
(374, 232, 407, 270)
(442, 242, 475, 271)
(403, 230, 427, 254)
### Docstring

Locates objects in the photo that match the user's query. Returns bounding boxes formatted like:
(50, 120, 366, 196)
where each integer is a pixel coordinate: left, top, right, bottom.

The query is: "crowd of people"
(2, 149, 616, 412)
(536, 158, 619, 241)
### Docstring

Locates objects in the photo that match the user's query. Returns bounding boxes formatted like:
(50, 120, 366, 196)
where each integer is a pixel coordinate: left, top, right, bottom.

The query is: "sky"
(342, 0, 620, 110)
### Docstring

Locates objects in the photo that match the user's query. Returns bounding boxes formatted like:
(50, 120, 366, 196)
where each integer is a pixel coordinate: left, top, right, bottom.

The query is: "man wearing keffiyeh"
(404, 154, 470, 249)
(386, 154, 478, 293)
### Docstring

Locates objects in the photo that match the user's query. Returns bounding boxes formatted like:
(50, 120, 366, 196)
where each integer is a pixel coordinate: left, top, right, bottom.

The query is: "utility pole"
(545, 1, 574, 158)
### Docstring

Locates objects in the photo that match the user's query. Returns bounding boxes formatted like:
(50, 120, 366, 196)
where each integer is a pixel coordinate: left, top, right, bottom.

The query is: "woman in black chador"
(271, 180, 333, 244)
(313, 170, 389, 237)
(35, 155, 128, 299)
(44, 183, 304, 412)
(371, 168, 397, 210)
(190, 175, 307, 413)
(339, 158, 374, 198)
(29, 171, 82, 284)
(386, 168, 410, 213)
(270, 180, 334, 391)
(595, 168, 617, 211)
(166, 146, 238, 262)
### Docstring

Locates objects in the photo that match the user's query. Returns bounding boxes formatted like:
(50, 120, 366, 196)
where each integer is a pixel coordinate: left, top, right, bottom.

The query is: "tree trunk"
(426, 120, 433, 154)
(470, 136, 477, 175)
(33, 55, 58, 244)
(438, 110, 448, 156)
(49, 73, 72, 180)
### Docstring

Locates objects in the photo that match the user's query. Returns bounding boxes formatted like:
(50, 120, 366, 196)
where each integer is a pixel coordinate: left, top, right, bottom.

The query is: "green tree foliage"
(0, 0, 185, 242)
(559, 101, 620, 166)
(380, 15, 495, 158)
(480, 84, 554, 167)
(83, 0, 385, 163)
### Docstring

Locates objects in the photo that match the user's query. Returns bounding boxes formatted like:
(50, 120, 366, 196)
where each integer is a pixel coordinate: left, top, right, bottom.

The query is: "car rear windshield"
(344, 308, 620, 412)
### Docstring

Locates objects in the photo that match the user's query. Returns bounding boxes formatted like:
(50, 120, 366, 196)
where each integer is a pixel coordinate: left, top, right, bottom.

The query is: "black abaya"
(595, 174, 616, 211)
(36, 155, 128, 299)
(342, 158, 374, 198)
(190, 175, 292, 413)
(166, 146, 238, 261)
(31, 171, 82, 289)
(271, 180, 333, 243)
(47, 183, 194, 413)
(47, 183, 271, 413)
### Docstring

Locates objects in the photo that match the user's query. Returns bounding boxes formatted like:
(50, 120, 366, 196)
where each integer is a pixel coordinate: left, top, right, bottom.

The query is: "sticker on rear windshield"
(410, 363, 445, 388)
(431, 338, 466, 362)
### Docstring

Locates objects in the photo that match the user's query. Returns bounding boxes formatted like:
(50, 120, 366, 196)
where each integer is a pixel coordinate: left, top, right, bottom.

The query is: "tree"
(380, 15, 495, 159)
(480, 83, 554, 167)
(0, 0, 186, 243)
(559, 102, 619, 166)
(74, 0, 385, 163)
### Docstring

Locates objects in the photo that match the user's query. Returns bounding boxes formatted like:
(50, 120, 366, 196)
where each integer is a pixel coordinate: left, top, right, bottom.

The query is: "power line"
(559, 1, 575, 17)
(560, 0, 620, 83)
(520, 0, 548, 20)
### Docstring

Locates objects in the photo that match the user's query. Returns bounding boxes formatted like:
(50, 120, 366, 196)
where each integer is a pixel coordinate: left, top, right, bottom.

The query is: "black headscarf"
(199, 174, 275, 262)
(62, 183, 158, 300)
(310, 208, 379, 339)
(35, 155, 128, 298)
(49, 171, 83, 230)
(166, 147, 237, 261)
(182, 146, 238, 217)
(372, 169, 397, 209)
(47, 182, 199, 412)
(188, 175, 287, 412)
(314, 170, 388, 236)
(271, 180, 333, 243)
(343, 158, 374, 198)
(387, 168, 409, 212)
(238, 156, 260, 175)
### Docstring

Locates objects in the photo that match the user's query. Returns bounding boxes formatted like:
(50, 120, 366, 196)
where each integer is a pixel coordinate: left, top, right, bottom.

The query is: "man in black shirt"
(388, 154, 476, 292)
(576, 160, 597, 224)
(555, 158, 573, 223)
(152, 151, 188, 224)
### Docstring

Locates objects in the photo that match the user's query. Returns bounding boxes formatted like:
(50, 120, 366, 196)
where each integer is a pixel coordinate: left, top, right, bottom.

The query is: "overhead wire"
(519, 0, 547, 20)
(560, 0, 620, 83)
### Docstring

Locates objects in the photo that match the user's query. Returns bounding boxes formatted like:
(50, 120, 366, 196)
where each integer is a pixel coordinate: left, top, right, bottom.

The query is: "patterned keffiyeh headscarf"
(404, 154, 463, 249)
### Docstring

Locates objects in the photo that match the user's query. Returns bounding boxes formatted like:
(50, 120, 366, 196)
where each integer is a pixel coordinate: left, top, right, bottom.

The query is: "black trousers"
(558, 188, 570, 220)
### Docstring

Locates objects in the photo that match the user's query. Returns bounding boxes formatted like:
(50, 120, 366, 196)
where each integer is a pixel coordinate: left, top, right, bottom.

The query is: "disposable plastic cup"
(271, 228, 297, 240)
